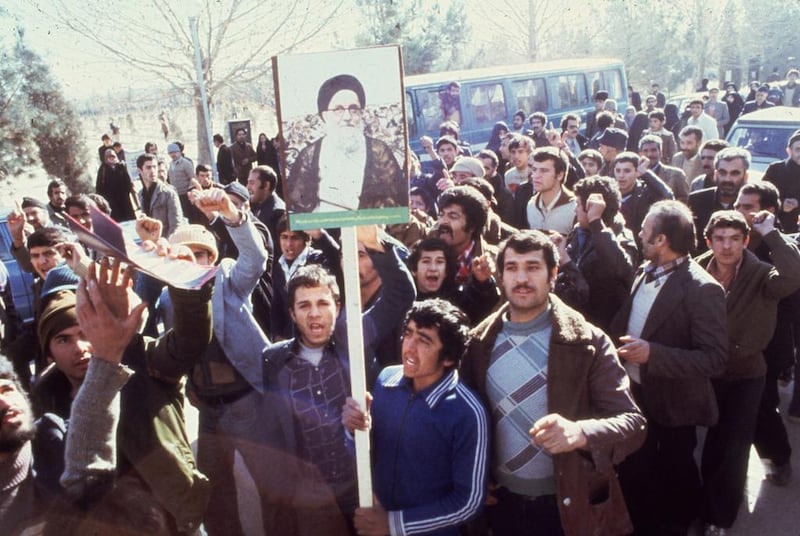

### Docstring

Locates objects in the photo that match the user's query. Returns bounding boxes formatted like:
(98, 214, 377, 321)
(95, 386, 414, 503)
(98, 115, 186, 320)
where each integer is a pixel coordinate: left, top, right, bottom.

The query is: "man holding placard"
(261, 226, 415, 535)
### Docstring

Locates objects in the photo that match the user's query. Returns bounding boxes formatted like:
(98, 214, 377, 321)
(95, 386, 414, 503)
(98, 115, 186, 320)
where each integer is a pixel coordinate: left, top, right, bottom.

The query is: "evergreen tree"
(355, 0, 471, 75)
(0, 19, 37, 179)
(18, 41, 92, 193)
(0, 12, 91, 193)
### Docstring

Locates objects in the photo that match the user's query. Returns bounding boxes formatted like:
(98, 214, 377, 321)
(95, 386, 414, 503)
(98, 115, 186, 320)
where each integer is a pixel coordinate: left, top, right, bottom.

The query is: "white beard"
(317, 124, 368, 211)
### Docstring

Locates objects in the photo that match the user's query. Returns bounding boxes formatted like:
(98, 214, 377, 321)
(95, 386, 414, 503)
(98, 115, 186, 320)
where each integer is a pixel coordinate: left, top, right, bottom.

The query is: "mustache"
(512, 285, 535, 292)
(434, 224, 452, 235)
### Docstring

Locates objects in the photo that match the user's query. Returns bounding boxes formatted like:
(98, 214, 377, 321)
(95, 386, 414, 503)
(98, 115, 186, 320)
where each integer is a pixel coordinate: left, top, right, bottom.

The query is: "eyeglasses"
(327, 105, 363, 116)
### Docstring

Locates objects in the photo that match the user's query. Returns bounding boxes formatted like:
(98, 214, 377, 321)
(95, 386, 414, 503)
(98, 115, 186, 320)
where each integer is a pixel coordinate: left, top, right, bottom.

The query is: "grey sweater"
(60, 358, 133, 490)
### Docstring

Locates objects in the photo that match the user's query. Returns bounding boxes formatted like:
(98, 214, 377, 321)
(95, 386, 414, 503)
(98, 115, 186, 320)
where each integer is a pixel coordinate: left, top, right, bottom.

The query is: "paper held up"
(65, 206, 217, 289)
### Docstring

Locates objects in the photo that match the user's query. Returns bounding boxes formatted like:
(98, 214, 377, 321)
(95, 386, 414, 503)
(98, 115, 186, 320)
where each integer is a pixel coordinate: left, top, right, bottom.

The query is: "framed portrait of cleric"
(273, 45, 409, 230)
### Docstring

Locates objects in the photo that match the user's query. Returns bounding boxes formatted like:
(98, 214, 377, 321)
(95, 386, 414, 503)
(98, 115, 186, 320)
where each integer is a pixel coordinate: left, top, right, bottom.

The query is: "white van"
(726, 106, 800, 180)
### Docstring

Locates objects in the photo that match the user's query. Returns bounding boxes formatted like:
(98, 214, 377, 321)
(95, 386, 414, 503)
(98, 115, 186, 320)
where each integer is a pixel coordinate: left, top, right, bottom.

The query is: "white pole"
(340, 226, 373, 508)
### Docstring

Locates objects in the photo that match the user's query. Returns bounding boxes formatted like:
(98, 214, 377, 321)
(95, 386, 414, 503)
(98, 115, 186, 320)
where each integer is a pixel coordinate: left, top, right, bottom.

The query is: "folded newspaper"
(66, 206, 218, 289)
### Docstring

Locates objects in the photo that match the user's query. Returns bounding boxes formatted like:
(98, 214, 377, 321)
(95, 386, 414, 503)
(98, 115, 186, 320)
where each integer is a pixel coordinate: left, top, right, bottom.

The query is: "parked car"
(665, 91, 709, 114)
(726, 106, 800, 180)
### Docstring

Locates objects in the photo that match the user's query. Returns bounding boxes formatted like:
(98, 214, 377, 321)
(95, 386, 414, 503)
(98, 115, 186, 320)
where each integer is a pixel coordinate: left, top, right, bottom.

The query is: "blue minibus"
(404, 58, 628, 155)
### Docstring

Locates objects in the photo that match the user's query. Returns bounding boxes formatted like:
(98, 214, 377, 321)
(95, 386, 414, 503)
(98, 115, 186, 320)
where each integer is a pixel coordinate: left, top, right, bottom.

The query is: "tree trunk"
(527, 0, 537, 61)
(194, 85, 212, 166)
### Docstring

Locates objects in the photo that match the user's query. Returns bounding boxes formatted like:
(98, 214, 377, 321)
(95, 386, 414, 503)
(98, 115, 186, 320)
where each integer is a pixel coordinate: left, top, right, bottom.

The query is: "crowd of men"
(1, 75, 800, 536)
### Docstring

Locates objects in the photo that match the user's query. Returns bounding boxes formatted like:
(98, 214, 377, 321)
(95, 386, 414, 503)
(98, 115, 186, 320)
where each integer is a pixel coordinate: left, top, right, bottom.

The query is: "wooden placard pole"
(340, 226, 373, 508)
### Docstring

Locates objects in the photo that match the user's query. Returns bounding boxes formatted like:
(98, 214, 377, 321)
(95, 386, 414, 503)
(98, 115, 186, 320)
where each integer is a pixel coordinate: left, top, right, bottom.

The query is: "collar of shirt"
(382, 368, 459, 409)
(279, 246, 311, 283)
(575, 227, 591, 256)
(535, 187, 563, 214)
(643, 255, 688, 287)
(621, 187, 637, 203)
(288, 335, 339, 361)
(706, 254, 744, 291)
(566, 137, 581, 153)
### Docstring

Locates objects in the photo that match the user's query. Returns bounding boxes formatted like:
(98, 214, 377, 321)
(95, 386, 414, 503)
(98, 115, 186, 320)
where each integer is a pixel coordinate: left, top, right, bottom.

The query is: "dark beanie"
(21, 197, 47, 210)
(789, 129, 800, 148)
(597, 128, 629, 152)
(38, 290, 78, 356)
(41, 264, 79, 300)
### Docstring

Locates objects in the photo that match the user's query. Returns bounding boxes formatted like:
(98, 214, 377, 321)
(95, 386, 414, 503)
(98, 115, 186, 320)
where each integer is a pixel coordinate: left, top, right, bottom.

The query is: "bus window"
(405, 92, 417, 138)
(554, 74, 586, 109)
(417, 88, 445, 132)
(588, 71, 603, 97)
(467, 83, 507, 125)
(441, 83, 463, 125)
(603, 70, 623, 100)
(511, 78, 547, 114)
(574, 74, 588, 105)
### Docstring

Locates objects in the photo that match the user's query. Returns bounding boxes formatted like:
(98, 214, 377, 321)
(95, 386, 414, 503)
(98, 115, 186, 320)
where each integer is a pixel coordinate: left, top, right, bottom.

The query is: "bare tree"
(589, 0, 692, 91)
(734, 0, 800, 83)
(676, 0, 735, 89)
(480, 0, 574, 62)
(47, 0, 344, 164)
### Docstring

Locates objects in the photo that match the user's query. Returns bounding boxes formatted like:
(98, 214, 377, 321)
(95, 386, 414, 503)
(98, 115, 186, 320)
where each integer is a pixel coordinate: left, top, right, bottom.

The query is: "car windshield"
(728, 126, 792, 159)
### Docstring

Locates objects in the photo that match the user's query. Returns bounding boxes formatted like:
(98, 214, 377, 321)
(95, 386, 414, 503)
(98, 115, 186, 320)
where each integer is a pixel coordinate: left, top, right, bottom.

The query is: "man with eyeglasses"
(287, 74, 406, 213)
(560, 113, 587, 156)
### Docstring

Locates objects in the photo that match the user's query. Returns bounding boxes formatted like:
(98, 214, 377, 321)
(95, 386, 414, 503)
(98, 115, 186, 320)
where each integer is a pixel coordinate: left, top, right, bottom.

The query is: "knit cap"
(41, 264, 79, 300)
(450, 157, 485, 179)
(168, 225, 218, 262)
(38, 290, 78, 356)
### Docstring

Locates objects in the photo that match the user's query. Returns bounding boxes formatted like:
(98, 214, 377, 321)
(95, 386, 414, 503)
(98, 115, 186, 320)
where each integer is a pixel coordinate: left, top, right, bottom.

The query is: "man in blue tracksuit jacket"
(344, 299, 488, 536)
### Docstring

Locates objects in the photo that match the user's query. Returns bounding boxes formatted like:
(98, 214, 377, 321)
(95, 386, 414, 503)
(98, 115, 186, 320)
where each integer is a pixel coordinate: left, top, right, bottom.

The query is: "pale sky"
(7, 0, 491, 103)
(8, 0, 364, 101)
(8, 2, 136, 99)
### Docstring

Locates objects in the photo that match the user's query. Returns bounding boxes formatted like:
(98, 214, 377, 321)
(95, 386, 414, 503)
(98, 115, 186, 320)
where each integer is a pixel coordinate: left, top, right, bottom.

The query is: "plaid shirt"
(642, 255, 689, 287)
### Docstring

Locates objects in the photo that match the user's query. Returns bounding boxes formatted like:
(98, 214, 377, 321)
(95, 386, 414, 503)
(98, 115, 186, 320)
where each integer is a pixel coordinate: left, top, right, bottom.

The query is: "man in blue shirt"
(343, 299, 488, 536)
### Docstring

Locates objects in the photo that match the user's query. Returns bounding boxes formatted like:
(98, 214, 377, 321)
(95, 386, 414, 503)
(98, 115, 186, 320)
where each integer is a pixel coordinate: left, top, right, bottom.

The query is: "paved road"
(708, 382, 800, 535)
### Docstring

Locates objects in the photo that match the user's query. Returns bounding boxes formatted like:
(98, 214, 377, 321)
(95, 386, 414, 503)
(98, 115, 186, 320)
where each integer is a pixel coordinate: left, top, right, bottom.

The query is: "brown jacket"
(671, 152, 702, 185)
(695, 231, 800, 380)
(462, 296, 646, 536)
(654, 163, 689, 204)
